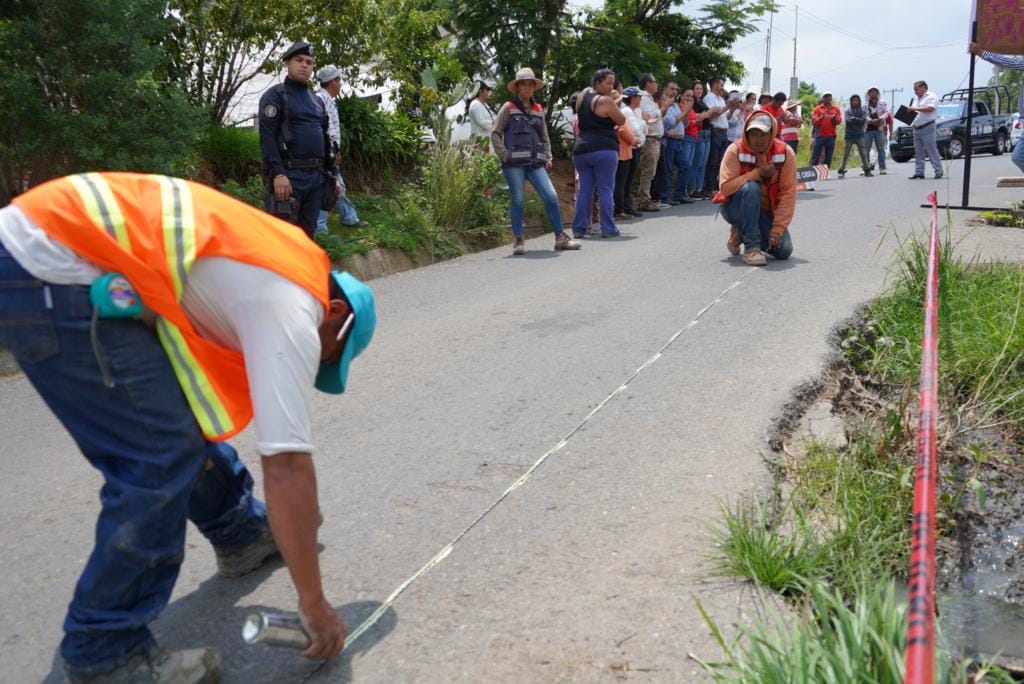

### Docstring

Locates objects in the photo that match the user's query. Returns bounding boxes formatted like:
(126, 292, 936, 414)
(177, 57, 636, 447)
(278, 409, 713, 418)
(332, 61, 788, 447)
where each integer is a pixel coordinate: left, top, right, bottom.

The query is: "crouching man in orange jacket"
(716, 111, 797, 266)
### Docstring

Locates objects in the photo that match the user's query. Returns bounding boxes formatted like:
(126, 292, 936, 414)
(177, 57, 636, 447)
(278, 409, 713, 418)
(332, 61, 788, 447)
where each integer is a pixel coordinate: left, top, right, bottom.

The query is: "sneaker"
(601, 230, 621, 238)
(554, 233, 582, 251)
(666, 200, 680, 206)
(215, 526, 280, 578)
(657, 202, 672, 209)
(572, 229, 587, 239)
(65, 647, 221, 684)
(727, 225, 742, 256)
(614, 212, 633, 221)
(641, 203, 660, 212)
(512, 237, 526, 255)
(909, 174, 925, 179)
(879, 169, 887, 175)
(675, 196, 695, 204)
(742, 248, 767, 266)
(864, 171, 874, 177)
(837, 169, 847, 178)
(934, 172, 943, 179)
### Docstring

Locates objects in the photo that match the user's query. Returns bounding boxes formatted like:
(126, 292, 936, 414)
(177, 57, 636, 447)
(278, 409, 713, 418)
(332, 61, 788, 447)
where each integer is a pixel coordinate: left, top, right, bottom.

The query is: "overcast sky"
(713, 0, 995, 104)
(567, 0, 1000, 104)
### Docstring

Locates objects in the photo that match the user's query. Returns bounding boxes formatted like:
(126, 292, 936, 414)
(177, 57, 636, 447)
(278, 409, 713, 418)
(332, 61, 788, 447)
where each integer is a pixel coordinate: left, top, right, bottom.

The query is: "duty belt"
(283, 158, 323, 171)
(913, 121, 935, 130)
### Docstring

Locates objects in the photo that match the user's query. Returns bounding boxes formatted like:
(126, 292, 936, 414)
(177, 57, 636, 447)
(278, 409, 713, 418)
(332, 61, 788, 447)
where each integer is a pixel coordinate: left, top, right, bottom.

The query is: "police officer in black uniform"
(259, 40, 339, 237)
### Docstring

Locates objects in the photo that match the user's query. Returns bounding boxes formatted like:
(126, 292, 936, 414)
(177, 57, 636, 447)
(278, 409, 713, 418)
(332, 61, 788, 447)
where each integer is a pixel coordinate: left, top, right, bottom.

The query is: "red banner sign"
(973, 0, 1024, 55)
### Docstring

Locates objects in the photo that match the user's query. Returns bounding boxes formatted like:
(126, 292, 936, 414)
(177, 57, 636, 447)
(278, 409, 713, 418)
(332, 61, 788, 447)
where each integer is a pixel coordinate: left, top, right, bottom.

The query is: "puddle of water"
(938, 523, 1024, 669)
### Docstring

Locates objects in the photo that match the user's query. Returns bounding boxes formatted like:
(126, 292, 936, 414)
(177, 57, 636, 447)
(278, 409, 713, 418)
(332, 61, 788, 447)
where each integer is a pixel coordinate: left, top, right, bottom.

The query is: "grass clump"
(695, 581, 1013, 684)
(979, 200, 1024, 229)
(711, 433, 915, 600)
(847, 228, 1024, 436)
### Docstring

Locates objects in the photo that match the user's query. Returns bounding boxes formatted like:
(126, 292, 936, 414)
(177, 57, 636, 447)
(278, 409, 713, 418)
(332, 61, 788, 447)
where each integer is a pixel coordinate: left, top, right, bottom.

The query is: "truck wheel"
(890, 152, 912, 163)
(946, 137, 964, 159)
(993, 132, 1006, 156)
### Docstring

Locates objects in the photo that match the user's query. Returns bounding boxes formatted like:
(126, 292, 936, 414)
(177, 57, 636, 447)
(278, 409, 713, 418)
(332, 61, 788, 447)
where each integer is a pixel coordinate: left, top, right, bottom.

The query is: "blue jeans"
(662, 137, 695, 201)
(690, 131, 711, 195)
(0, 248, 268, 678)
(572, 149, 619, 236)
(865, 129, 888, 170)
(316, 175, 360, 234)
(721, 181, 793, 259)
(1012, 137, 1024, 174)
(810, 136, 836, 167)
(501, 165, 564, 238)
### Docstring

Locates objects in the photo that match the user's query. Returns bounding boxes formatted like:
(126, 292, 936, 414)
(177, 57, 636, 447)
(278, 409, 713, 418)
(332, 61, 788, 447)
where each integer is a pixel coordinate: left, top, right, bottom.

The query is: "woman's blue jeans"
(689, 131, 711, 195)
(0, 247, 269, 678)
(572, 149, 619, 236)
(501, 165, 564, 238)
(662, 137, 696, 201)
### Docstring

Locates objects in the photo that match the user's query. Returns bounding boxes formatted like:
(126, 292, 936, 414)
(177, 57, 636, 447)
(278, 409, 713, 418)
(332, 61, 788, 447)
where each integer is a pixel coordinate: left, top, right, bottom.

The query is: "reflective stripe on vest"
(13, 172, 332, 442)
(66, 174, 132, 250)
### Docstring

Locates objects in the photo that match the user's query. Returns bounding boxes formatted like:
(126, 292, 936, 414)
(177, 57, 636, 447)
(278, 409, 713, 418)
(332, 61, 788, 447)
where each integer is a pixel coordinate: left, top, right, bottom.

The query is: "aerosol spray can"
(242, 612, 312, 650)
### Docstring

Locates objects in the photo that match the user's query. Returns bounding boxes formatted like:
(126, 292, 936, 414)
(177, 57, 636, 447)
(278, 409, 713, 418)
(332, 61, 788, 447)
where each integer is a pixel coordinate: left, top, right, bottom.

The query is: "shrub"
(336, 96, 426, 187)
(219, 175, 264, 208)
(420, 146, 506, 236)
(199, 125, 262, 183)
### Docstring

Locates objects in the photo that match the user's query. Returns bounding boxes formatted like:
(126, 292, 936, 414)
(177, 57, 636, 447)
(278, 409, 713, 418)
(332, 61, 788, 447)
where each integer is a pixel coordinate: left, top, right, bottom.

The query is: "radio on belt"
(90, 273, 142, 318)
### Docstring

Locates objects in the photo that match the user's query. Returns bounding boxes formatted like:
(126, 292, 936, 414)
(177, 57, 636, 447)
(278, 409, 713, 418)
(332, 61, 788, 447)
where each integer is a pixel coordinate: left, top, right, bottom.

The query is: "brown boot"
(554, 233, 582, 251)
(742, 248, 767, 266)
(727, 225, 742, 256)
(512, 237, 526, 255)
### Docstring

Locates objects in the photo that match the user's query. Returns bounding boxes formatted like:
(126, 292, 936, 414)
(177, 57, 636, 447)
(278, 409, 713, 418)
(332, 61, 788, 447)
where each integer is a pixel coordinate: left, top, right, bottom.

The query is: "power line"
(795, 7, 961, 52)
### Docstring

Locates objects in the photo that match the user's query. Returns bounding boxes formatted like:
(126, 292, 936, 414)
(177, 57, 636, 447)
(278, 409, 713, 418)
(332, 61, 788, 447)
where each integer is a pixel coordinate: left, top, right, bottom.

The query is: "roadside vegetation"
(979, 201, 1024, 229)
(702, 225, 1024, 681)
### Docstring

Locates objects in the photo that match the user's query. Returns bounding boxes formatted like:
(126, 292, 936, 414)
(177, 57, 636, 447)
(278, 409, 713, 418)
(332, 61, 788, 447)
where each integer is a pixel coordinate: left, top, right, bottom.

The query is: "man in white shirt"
(702, 76, 730, 193)
(0, 179, 377, 682)
(908, 80, 944, 180)
(636, 73, 664, 212)
(314, 65, 368, 232)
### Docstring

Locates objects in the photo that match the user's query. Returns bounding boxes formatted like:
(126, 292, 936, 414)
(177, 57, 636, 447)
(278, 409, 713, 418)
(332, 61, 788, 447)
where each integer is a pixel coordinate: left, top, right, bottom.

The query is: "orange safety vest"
(13, 172, 330, 441)
(736, 139, 789, 213)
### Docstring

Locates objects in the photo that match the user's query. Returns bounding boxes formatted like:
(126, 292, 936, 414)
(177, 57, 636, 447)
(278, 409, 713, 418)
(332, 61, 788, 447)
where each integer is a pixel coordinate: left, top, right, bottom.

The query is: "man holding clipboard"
(903, 80, 944, 179)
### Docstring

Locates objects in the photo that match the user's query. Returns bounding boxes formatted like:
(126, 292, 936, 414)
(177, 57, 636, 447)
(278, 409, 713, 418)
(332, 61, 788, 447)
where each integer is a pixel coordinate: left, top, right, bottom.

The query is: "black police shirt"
(259, 78, 327, 176)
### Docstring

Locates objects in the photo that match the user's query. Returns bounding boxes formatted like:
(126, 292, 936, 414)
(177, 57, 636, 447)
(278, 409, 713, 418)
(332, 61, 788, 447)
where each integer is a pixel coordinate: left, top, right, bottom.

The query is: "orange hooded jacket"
(717, 110, 797, 238)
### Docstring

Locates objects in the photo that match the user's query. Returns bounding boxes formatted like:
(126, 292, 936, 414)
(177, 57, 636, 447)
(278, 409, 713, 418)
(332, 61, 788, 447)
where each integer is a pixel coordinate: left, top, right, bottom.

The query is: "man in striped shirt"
(972, 43, 1024, 173)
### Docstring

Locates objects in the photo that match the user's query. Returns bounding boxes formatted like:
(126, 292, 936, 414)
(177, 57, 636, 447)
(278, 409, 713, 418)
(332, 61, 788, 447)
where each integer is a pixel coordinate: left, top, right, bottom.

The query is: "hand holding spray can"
(242, 612, 312, 650)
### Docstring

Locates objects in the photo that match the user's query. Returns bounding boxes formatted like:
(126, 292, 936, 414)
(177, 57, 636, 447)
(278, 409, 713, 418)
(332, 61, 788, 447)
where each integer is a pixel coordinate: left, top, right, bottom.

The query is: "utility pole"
(789, 5, 799, 100)
(761, 10, 774, 95)
(884, 87, 905, 105)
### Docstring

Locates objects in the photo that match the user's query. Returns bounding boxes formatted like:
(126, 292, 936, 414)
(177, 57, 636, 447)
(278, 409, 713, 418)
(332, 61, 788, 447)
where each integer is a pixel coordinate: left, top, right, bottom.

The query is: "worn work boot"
(512, 237, 526, 255)
(554, 233, 582, 251)
(65, 647, 221, 684)
(742, 248, 768, 266)
(727, 225, 742, 256)
(215, 526, 279, 579)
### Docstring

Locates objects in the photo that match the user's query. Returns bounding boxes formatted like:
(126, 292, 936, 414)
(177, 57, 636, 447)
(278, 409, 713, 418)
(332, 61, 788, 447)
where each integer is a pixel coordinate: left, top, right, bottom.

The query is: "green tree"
(798, 80, 820, 123)
(0, 0, 204, 203)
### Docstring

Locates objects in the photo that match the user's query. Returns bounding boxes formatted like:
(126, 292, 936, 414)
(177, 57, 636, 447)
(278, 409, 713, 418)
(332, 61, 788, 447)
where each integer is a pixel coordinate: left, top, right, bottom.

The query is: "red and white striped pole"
(904, 192, 940, 684)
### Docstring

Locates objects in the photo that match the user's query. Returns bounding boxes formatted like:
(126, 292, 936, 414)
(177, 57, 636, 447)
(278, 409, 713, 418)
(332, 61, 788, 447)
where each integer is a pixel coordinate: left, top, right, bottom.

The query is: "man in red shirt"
(762, 92, 803, 152)
(810, 91, 843, 166)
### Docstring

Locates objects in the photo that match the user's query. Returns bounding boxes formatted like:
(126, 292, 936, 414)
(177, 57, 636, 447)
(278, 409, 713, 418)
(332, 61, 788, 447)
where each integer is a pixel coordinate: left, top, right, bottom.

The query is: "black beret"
(282, 41, 312, 61)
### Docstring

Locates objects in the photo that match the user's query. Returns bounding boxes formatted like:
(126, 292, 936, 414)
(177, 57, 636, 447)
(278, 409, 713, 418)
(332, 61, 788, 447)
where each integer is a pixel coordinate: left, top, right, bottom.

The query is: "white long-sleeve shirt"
(315, 89, 341, 150)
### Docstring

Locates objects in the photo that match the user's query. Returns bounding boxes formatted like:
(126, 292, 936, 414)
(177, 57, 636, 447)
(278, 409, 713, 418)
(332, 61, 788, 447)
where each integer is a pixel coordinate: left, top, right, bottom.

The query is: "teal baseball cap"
(315, 272, 376, 394)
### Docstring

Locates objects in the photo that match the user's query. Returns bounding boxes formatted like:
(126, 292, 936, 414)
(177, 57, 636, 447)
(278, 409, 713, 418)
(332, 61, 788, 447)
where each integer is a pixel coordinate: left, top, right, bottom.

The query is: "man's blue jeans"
(810, 135, 836, 167)
(662, 137, 695, 201)
(572, 149, 619, 236)
(690, 131, 711, 195)
(501, 164, 564, 238)
(721, 181, 793, 259)
(0, 247, 268, 678)
(865, 129, 888, 170)
(316, 175, 360, 235)
(1012, 137, 1024, 174)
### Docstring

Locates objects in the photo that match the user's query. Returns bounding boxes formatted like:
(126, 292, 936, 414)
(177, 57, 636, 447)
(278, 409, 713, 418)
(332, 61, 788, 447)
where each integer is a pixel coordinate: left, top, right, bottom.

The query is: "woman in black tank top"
(571, 69, 627, 238)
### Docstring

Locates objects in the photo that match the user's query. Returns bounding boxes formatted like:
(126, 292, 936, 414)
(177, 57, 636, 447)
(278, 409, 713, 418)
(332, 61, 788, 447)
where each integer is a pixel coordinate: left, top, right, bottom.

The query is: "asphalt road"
(1, 155, 1020, 683)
